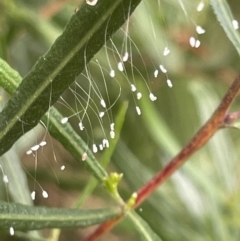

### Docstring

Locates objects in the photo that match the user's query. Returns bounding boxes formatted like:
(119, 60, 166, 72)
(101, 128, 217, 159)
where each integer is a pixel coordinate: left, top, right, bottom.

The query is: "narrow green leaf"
(0, 201, 121, 231)
(0, 89, 32, 205)
(75, 102, 129, 207)
(0, 0, 142, 156)
(1, 150, 33, 205)
(100, 101, 129, 167)
(0, 58, 107, 182)
(128, 211, 162, 241)
(0, 59, 21, 93)
(210, 0, 240, 55)
(42, 107, 107, 181)
(138, 85, 180, 156)
(0, 89, 42, 240)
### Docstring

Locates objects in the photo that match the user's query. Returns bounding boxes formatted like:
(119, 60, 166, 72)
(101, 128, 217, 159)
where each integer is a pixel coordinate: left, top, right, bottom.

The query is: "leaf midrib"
(0, 213, 112, 221)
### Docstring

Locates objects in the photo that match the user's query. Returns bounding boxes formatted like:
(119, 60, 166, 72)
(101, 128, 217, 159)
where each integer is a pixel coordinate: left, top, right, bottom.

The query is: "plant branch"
(82, 73, 240, 241)
(82, 215, 124, 241)
(135, 73, 240, 207)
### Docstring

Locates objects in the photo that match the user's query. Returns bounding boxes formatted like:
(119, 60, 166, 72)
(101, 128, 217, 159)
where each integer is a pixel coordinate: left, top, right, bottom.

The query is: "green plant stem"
(74, 102, 128, 208)
(210, 0, 240, 55)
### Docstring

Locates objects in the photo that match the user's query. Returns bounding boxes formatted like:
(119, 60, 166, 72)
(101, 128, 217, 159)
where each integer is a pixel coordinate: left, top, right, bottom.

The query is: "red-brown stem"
(81, 73, 240, 241)
(81, 215, 123, 241)
(134, 73, 240, 207)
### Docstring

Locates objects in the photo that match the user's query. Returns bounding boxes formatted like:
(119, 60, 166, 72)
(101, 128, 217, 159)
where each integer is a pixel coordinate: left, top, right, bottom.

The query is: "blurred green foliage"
(1, 0, 240, 241)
